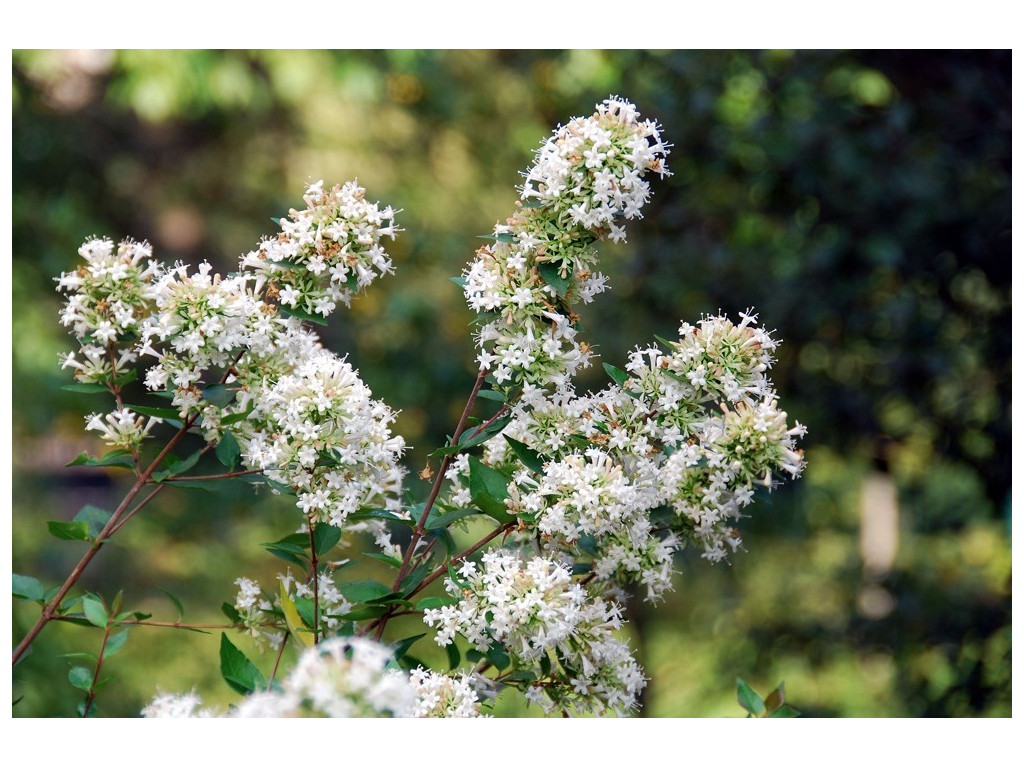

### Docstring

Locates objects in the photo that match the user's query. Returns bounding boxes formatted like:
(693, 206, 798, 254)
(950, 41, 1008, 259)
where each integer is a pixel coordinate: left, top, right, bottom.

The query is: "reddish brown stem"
(13, 410, 201, 665)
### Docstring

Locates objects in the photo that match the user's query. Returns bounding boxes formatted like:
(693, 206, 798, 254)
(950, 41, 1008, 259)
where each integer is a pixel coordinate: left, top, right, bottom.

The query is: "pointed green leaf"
(736, 677, 766, 716)
(445, 641, 461, 671)
(73, 505, 111, 540)
(391, 633, 427, 661)
(81, 595, 108, 628)
(47, 520, 91, 542)
(767, 704, 801, 718)
(161, 589, 185, 621)
(203, 384, 240, 408)
(219, 633, 266, 696)
(125, 404, 180, 420)
(537, 261, 571, 297)
(68, 666, 94, 692)
(312, 524, 341, 557)
(13, 573, 45, 601)
(215, 431, 241, 469)
(61, 383, 111, 394)
(504, 436, 546, 474)
(415, 596, 459, 611)
(602, 362, 630, 388)
(468, 456, 514, 523)
(339, 580, 393, 605)
(104, 630, 130, 658)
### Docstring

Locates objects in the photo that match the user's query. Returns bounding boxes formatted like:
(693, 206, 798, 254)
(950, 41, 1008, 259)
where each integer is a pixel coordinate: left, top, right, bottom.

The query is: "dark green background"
(12, 50, 1010, 717)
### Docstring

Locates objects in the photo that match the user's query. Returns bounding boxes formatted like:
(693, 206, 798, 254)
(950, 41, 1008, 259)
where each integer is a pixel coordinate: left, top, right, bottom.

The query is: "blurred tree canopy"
(12, 50, 1010, 717)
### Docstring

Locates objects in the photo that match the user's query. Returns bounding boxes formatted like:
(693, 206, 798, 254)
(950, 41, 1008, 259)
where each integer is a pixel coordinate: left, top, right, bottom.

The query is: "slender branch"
(106, 484, 166, 537)
(392, 368, 487, 593)
(14, 355, 248, 665)
(270, 632, 290, 684)
(82, 620, 113, 717)
(13, 410, 201, 665)
(163, 468, 265, 482)
(308, 522, 320, 645)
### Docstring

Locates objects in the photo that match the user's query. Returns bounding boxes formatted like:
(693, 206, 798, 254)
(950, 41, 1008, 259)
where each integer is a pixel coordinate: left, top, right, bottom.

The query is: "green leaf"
(449, 276, 468, 287)
(161, 589, 185, 621)
(415, 596, 459, 611)
(430, 413, 513, 457)
(537, 261, 571, 297)
(280, 305, 329, 326)
(61, 382, 111, 394)
(468, 456, 514, 523)
(280, 583, 314, 648)
(333, 606, 388, 621)
(104, 630, 130, 658)
(391, 633, 426, 661)
(426, 507, 483, 530)
(504, 436, 546, 474)
(445, 642, 461, 671)
(399, 564, 431, 596)
(339, 580, 393, 604)
(347, 508, 412, 526)
(68, 666, 94, 692)
(767, 704, 801, 718)
(202, 383, 240, 408)
(262, 534, 309, 568)
(485, 642, 511, 671)
(81, 595, 109, 628)
(152, 449, 203, 482)
(214, 430, 241, 469)
(363, 552, 403, 569)
(475, 389, 506, 402)
(13, 573, 45, 601)
(221, 406, 255, 426)
(47, 520, 91, 542)
(602, 362, 630, 388)
(221, 602, 242, 624)
(219, 633, 266, 696)
(73, 505, 111, 540)
(312, 524, 341, 557)
(539, 652, 552, 678)
(653, 334, 676, 349)
(66, 449, 135, 469)
(125, 404, 180, 419)
(76, 700, 98, 718)
(736, 677, 766, 716)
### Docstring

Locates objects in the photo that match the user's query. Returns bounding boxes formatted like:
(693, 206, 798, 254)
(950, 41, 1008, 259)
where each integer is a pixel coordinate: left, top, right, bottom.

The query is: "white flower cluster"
(241, 180, 400, 319)
(56, 182, 407, 529)
(462, 96, 670, 390)
(446, 312, 805, 597)
(422, 551, 645, 716)
(143, 638, 483, 718)
(56, 237, 160, 362)
(238, 350, 406, 527)
(232, 570, 354, 650)
(408, 668, 487, 718)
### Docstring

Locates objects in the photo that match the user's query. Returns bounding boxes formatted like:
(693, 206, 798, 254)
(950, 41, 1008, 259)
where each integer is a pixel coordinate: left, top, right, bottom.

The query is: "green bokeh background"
(12, 50, 1011, 717)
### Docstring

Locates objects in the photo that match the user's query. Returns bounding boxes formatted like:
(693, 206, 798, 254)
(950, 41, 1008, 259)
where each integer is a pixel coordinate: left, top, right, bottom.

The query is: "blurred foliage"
(11, 50, 1010, 717)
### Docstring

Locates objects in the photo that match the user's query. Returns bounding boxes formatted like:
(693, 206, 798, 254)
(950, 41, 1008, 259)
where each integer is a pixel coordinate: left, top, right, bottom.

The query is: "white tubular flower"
(84, 407, 161, 450)
(422, 551, 646, 716)
(243, 180, 400, 319)
(463, 97, 669, 391)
